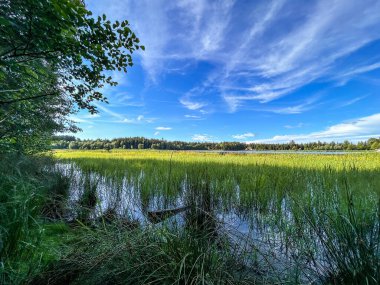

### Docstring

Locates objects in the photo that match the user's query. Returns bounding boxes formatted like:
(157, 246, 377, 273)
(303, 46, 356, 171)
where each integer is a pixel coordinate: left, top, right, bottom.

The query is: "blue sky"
(71, 0, 380, 143)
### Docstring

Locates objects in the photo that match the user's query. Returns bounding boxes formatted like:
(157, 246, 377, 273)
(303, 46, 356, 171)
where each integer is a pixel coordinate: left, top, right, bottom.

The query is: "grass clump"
(30, 223, 259, 285)
(301, 190, 379, 284)
(0, 154, 70, 284)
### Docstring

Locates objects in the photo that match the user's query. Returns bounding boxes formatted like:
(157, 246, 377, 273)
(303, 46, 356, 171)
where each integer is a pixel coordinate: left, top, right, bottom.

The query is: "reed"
(50, 149, 379, 284)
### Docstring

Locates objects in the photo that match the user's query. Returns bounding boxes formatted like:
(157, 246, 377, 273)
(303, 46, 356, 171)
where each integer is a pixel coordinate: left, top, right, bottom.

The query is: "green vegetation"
(1, 150, 379, 284)
(0, 154, 70, 284)
(52, 135, 380, 151)
(48, 150, 379, 284)
(1, 1, 379, 284)
(0, 0, 143, 153)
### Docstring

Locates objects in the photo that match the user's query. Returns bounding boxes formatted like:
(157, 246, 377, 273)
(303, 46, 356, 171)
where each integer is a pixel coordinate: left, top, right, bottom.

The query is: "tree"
(0, 0, 143, 152)
(0, 59, 78, 153)
(0, 0, 144, 112)
(68, 141, 79, 149)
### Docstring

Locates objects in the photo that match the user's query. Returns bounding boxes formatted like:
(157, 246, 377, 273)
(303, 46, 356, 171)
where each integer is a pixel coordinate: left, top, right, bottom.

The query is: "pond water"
(55, 162, 332, 283)
(191, 150, 363, 155)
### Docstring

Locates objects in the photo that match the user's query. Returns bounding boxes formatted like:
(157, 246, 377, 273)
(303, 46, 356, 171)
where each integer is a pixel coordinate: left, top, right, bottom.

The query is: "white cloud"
(337, 62, 380, 81)
(108, 92, 144, 107)
(180, 97, 206, 110)
(269, 104, 314, 114)
(69, 116, 91, 124)
(154, 131, 160, 136)
(89, 0, 380, 112)
(232, 132, 256, 140)
(225, 93, 321, 114)
(185, 115, 202, 119)
(155, 126, 172, 131)
(122, 118, 135, 123)
(224, 0, 380, 109)
(94, 103, 124, 120)
(338, 95, 367, 108)
(284, 123, 305, 129)
(198, 0, 380, 111)
(145, 117, 157, 123)
(192, 134, 214, 142)
(93, 103, 155, 124)
(250, 113, 380, 143)
(82, 113, 101, 119)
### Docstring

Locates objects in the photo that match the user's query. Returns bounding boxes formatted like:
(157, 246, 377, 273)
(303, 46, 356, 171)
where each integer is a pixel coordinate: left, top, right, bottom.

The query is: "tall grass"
(2, 150, 379, 284)
(298, 187, 379, 284)
(0, 154, 70, 284)
(30, 223, 261, 285)
(52, 149, 380, 284)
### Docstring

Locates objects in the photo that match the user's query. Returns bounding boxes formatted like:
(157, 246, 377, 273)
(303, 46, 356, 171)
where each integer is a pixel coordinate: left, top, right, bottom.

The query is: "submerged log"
(147, 205, 190, 223)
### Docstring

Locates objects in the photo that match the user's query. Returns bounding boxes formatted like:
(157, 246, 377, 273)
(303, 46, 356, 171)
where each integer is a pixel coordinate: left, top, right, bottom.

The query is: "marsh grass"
(299, 187, 380, 284)
(2, 150, 379, 284)
(51, 150, 379, 284)
(31, 225, 246, 284)
(0, 154, 72, 284)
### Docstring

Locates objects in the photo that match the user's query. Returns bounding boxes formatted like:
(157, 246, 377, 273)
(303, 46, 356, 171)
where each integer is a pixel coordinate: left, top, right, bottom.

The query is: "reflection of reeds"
(77, 174, 98, 222)
(184, 171, 218, 239)
(42, 172, 71, 219)
(295, 184, 380, 284)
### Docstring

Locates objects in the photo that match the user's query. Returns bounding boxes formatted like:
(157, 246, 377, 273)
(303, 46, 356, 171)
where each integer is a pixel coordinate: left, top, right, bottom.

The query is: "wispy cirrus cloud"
(179, 97, 206, 110)
(94, 103, 124, 120)
(267, 102, 317, 114)
(69, 116, 93, 124)
(93, 104, 155, 124)
(82, 113, 101, 119)
(89, 0, 380, 114)
(335, 62, 380, 82)
(232, 132, 255, 140)
(338, 95, 368, 108)
(284, 123, 305, 129)
(250, 113, 380, 143)
(185, 115, 202, 119)
(192, 134, 214, 142)
(155, 126, 172, 131)
(221, 0, 380, 110)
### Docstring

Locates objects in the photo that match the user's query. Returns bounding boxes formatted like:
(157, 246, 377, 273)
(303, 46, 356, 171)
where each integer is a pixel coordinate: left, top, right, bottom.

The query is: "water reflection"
(53, 161, 352, 283)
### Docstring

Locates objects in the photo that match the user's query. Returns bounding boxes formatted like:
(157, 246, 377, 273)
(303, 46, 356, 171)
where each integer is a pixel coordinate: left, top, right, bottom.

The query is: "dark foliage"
(52, 136, 380, 151)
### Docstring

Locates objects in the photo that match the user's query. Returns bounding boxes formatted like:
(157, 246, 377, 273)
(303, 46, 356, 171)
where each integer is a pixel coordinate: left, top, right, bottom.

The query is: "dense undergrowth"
(0, 154, 62, 284)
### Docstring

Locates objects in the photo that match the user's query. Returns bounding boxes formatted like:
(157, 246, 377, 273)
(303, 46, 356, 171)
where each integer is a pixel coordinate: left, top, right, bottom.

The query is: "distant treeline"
(51, 136, 380, 151)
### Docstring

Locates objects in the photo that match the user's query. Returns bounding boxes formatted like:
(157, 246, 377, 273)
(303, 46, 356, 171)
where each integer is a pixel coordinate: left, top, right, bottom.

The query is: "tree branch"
(0, 88, 23, 93)
(0, 92, 57, 105)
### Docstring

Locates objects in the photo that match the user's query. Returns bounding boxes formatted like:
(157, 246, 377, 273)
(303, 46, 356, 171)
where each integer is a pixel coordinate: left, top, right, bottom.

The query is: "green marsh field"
(44, 150, 380, 284)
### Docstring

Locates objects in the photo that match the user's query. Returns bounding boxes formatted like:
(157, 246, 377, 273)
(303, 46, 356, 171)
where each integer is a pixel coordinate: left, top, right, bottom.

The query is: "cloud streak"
(250, 113, 380, 143)
(192, 134, 214, 142)
(155, 126, 172, 131)
(232, 132, 255, 140)
(98, 0, 380, 112)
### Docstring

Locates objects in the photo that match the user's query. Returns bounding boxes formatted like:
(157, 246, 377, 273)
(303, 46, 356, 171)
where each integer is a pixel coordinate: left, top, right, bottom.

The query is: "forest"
(52, 135, 380, 151)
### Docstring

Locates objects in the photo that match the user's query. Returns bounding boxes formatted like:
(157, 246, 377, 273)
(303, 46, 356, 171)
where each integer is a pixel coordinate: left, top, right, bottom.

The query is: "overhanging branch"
(0, 92, 56, 105)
